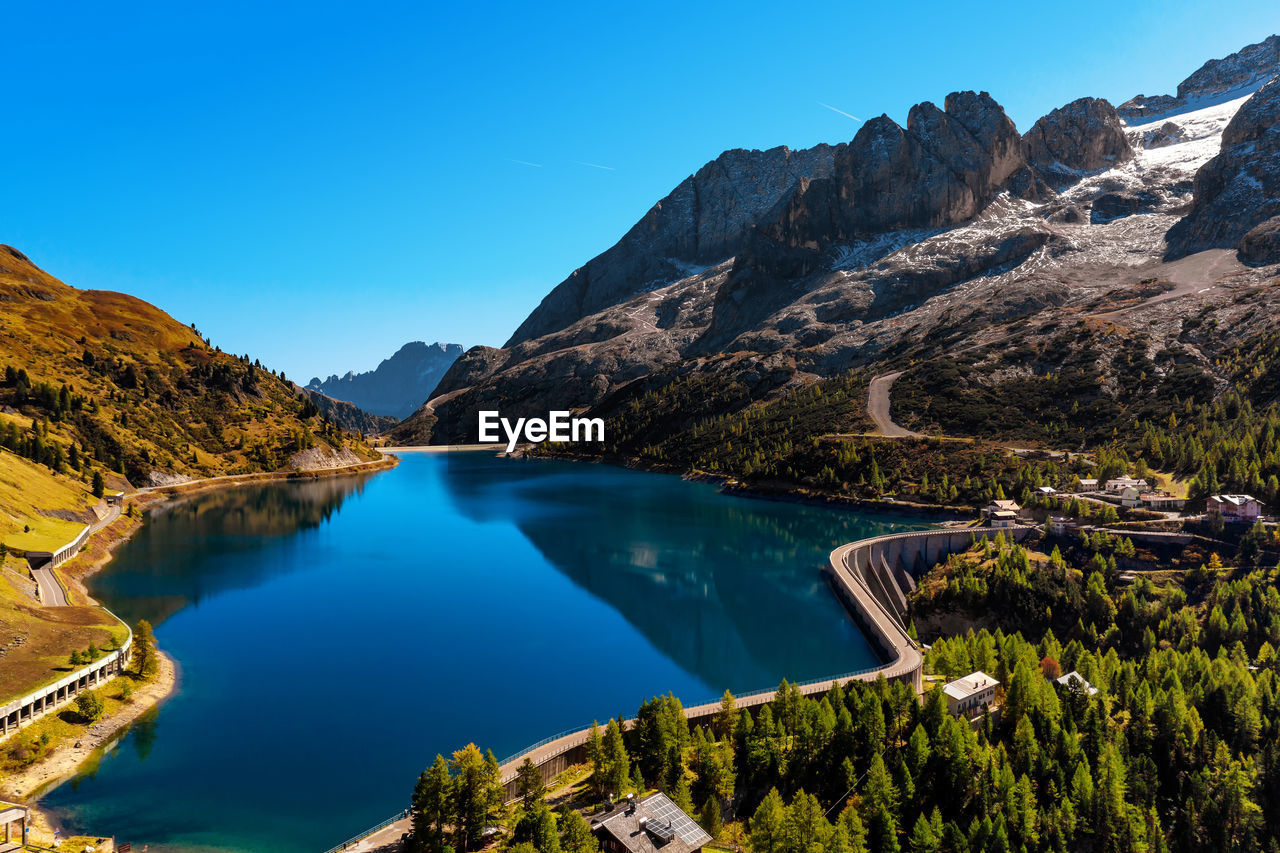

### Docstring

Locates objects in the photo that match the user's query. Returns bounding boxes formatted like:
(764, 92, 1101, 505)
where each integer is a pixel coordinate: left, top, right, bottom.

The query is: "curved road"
(867, 372, 920, 437)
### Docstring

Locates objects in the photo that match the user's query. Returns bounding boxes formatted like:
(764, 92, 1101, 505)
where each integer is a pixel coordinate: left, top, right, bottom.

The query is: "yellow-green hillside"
(0, 244, 378, 492)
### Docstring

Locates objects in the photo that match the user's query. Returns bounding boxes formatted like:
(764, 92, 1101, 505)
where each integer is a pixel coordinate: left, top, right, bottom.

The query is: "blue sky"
(3, 1, 1279, 381)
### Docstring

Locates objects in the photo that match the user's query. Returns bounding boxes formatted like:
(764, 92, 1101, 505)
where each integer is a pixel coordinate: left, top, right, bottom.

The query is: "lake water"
(39, 452, 935, 852)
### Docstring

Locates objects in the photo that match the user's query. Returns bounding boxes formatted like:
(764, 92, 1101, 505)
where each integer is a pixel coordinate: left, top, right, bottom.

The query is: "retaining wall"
(24, 524, 91, 571)
(0, 617, 133, 739)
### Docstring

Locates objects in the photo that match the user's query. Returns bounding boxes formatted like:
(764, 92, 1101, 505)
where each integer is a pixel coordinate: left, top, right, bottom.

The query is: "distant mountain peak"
(306, 341, 464, 420)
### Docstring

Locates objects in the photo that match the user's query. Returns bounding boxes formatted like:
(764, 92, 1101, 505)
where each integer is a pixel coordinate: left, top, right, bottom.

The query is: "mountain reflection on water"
(91, 474, 375, 626)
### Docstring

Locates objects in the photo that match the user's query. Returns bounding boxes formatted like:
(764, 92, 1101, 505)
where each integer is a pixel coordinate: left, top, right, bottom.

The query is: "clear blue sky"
(3, 1, 1278, 381)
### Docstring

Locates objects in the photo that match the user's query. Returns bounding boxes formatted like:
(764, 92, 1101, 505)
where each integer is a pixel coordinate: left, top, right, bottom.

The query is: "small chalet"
(1114, 486, 1142, 509)
(1055, 671, 1099, 696)
(1140, 492, 1186, 512)
(1077, 478, 1099, 491)
(1206, 495, 1263, 521)
(984, 500, 1021, 527)
(942, 671, 999, 717)
(1036, 486, 1057, 496)
(1048, 516, 1077, 536)
(593, 793, 711, 853)
(1105, 477, 1149, 494)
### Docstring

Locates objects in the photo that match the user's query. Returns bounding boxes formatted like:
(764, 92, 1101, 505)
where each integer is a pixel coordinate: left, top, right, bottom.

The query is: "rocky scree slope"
(397, 36, 1280, 447)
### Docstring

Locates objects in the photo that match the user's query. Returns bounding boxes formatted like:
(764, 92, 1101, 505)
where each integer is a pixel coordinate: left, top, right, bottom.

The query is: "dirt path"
(1093, 248, 1242, 320)
(867, 372, 920, 437)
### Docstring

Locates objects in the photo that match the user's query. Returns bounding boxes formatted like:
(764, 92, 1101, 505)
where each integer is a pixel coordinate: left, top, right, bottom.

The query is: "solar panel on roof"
(644, 796, 712, 846)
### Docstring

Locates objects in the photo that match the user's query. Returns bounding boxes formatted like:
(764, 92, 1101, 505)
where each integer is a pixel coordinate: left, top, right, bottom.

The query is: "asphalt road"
(33, 565, 68, 606)
(867, 372, 920, 437)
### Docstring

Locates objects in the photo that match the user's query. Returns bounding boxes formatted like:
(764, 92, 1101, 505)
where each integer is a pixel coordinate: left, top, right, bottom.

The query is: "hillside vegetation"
(0, 244, 378, 494)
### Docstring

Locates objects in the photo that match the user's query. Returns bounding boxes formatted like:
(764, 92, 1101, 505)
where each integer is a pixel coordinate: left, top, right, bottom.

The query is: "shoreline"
(520, 447, 976, 521)
(2, 453, 398, 838)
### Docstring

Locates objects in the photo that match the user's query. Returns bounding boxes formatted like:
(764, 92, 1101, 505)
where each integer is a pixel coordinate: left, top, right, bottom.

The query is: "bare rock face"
(1239, 216, 1280, 265)
(1140, 121, 1188, 149)
(505, 144, 840, 347)
(1023, 97, 1133, 186)
(1119, 34, 1280, 121)
(1167, 79, 1280, 257)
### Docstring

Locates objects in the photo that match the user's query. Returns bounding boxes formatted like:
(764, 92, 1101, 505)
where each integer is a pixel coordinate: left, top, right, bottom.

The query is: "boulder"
(1239, 216, 1280, 265)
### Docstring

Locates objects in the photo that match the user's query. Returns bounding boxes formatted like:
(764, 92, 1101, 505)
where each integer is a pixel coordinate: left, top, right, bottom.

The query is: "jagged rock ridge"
(506, 144, 841, 346)
(307, 341, 463, 420)
(1118, 34, 1280, 121)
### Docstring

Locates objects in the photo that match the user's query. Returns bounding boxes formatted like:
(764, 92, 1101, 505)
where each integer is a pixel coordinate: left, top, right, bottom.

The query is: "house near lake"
(1206, 494, 1264, 522)
(593, 793, 711, 853)
(984, 500, 1022, 527)
(942, 671, 999, 717)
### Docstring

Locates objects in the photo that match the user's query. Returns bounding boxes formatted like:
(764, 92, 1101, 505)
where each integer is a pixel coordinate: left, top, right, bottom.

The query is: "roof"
(1056, 671, 1099, 696)
(941, 671, 999, 701)
(1209, 494, 1259, 506)
(593, 793, 711, 853)
(989, 500, 1020, 511)
(1078, 478, 1098, 484)
(1037, 486, 1056, 493)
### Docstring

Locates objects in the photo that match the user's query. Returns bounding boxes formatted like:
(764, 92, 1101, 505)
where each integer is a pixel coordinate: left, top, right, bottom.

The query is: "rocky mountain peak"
(1118, 34, 1280, 122)
(504, 142, 841, 347)
(1024, 97, 1133, 186)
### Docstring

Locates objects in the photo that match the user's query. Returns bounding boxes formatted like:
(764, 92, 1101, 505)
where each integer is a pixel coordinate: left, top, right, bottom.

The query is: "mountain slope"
(306, 341, 463, 420)
(396, 36, 1280, 451)
(0, 245, 378, 489)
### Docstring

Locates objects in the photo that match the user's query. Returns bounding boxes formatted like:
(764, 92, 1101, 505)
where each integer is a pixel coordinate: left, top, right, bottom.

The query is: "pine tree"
(132, 619, 158, 678)
(699, 797, 723, 841)
(751, 788, 787, 853)
(560, 810, 599, 853)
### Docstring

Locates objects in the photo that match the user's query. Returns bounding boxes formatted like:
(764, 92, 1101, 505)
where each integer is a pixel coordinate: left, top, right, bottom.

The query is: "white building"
(1207, 494, 1263, 521)
(984, 500, 1021, 527)
(1037, 486, 1057, 496)
(1055, 671, 1098, 696)
(1105, 477, 1149, 494)
(942, 671, 999, 717)
(1077, 478, 1099, 491)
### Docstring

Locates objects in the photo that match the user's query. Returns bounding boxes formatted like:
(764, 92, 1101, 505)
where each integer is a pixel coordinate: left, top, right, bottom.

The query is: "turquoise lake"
(39, 452, 935, 851)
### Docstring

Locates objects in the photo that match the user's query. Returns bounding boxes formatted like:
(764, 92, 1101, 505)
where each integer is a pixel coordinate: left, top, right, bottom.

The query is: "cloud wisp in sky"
(818, 102, 862, 122)
(508, 158, 544, 168)
(574, 160, 616, 171)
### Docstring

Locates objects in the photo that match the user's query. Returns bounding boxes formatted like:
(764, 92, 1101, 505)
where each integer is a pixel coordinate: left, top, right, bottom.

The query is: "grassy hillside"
(0, 244, 378, 491)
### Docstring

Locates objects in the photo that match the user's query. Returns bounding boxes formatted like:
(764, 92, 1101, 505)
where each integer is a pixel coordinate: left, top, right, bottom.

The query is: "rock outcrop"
(761, 92, 1036, 253)
(306, 341, 463, 420)
(1166, 79, 1280, 257)
(1119, 34, 1280, 121)
(1239, 216, 1280, 265)
(1023, 97, 1133, 186)
(506, 144, 840, 346)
